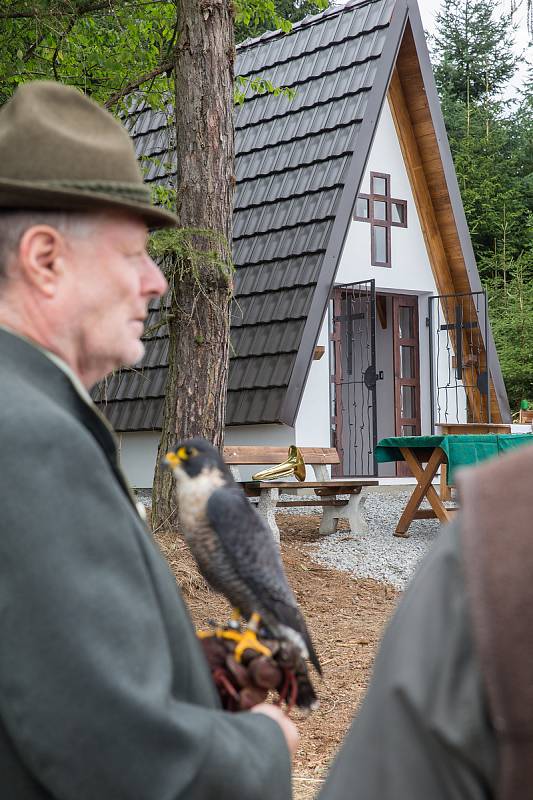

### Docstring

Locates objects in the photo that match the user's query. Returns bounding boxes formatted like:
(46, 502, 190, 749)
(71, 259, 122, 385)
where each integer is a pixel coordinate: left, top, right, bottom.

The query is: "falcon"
(165, 437, 321, 709)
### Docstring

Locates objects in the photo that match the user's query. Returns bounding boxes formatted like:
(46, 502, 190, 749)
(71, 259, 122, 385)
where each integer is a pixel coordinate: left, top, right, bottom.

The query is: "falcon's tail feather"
(278, 622, 322, 676)
(275, 638, 320, 712)
(295, 674, 320, 712)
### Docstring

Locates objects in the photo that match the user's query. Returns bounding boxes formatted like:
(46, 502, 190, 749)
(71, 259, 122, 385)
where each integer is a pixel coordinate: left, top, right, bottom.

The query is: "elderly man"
(0, 81, 295, 799)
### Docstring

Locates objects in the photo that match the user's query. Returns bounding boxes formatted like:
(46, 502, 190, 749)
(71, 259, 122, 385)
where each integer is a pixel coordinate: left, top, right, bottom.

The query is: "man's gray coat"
(0, 328, 291, 799)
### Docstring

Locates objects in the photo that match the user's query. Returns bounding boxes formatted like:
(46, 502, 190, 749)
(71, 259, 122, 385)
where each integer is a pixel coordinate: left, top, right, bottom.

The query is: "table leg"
(394, 448, 450, 537)
(404, 449, 450, 523)
(440, 463, 452, 501)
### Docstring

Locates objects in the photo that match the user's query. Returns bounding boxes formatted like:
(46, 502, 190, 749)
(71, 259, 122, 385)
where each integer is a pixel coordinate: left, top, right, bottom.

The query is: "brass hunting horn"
(252, 446, 306, 482)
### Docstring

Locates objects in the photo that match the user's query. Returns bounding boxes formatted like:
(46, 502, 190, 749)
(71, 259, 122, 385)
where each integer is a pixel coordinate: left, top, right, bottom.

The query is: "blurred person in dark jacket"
(320, 443, 533, 800)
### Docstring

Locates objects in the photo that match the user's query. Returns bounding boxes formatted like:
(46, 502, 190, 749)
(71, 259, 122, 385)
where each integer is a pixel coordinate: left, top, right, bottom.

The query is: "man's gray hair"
(0, 211, 98, 287)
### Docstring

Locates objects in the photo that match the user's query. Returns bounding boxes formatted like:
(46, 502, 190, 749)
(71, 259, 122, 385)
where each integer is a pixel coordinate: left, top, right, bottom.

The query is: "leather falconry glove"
(199, 630, 318, 714)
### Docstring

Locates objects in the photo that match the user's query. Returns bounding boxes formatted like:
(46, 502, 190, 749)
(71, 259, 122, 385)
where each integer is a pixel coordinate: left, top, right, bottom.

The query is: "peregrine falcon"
(165, 438, 321, 705)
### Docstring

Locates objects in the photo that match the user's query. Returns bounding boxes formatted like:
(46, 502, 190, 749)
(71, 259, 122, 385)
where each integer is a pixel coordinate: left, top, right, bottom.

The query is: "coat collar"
(0, 325, 112, 432)
(0, 326, 141, 515)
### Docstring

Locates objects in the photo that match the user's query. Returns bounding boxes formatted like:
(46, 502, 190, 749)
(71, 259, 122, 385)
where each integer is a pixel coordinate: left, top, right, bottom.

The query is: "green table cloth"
(375, 434, 533, 484)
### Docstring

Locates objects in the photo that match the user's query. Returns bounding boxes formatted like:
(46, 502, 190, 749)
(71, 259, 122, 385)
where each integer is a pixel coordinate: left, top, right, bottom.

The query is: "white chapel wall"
(293, 315, 332, 476)
(117, 431, 160, 489)
(119, 424, 297, 488)
(337, 99, 437, 293)
(224, 423, 296, 481)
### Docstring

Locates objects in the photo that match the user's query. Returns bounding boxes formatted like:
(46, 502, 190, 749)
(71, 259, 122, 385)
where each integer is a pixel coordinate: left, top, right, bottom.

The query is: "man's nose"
(143, 256, 168, 297)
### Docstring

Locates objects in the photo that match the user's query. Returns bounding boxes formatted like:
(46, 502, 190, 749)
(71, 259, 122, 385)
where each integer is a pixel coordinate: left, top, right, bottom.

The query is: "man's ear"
(17, 225, 67, 297)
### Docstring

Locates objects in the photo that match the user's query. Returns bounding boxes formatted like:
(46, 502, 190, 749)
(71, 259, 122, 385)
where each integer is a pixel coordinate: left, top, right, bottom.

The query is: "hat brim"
(0, 179, 178, 230)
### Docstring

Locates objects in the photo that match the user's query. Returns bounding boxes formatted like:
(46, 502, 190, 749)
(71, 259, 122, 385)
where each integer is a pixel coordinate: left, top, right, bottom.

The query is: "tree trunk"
(151, 0, 235, 531)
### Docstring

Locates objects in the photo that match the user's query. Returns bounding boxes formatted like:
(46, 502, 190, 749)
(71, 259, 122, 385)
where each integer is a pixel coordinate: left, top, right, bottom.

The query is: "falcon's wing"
(206, 485, 301, 619)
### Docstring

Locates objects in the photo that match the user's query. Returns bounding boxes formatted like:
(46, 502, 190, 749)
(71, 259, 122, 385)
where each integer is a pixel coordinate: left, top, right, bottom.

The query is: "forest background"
(1, 0, 531, 411)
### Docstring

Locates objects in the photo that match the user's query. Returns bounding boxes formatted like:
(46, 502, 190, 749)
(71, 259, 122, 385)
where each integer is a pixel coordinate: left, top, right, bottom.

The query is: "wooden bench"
(223, 446, 378, 542)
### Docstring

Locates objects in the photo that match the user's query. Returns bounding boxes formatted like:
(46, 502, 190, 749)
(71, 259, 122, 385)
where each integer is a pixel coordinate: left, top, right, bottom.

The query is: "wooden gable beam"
(388, 70, 455, 296)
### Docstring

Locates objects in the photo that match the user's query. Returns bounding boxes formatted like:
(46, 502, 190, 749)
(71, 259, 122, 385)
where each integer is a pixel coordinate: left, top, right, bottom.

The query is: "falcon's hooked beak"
(164, 451, 180, 469)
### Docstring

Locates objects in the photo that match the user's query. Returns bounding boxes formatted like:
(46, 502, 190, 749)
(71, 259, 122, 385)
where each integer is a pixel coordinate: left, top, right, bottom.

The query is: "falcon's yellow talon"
(233, 627, 272, 662)
(218, 629, 243, 644)
(196, 627, 243, 644)
(196, 613, 272, 661)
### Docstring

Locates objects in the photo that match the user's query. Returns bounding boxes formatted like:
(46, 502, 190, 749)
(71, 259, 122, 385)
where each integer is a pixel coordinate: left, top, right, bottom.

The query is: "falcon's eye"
(177, 445, 199, 461)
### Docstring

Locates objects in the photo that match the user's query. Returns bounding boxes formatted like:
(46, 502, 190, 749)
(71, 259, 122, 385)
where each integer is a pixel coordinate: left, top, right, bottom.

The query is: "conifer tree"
(433, 0, 517, 104)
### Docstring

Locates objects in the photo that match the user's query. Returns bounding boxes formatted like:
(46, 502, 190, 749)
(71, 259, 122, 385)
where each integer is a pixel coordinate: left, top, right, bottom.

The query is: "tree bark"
(151, 0, 235, 531)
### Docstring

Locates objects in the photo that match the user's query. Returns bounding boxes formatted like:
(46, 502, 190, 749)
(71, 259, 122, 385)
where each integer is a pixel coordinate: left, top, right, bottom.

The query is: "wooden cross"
(353, 172, 407, 267)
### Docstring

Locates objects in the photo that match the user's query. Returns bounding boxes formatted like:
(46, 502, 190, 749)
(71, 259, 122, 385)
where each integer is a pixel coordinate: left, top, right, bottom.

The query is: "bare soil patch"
(154, 513, 399, 799)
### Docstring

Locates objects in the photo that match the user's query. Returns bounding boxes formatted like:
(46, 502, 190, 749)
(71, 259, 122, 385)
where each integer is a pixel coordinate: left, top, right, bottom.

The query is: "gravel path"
(309, 487, 445, 589)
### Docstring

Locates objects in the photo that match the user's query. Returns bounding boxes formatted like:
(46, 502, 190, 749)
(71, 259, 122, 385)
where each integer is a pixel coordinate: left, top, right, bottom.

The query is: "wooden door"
(392, 295, 421, 476)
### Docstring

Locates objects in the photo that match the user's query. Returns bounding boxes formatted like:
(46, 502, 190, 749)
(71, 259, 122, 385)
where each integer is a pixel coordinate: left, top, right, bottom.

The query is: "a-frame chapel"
(93, 0, 511, 486)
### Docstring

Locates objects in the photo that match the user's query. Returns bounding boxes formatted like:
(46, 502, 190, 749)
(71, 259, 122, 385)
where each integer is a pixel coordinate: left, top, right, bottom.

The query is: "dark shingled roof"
(94, 0, 402, 430)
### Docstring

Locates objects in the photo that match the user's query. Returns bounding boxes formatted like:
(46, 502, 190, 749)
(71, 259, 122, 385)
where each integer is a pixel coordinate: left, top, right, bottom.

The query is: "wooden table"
(376, 433, 533, 537)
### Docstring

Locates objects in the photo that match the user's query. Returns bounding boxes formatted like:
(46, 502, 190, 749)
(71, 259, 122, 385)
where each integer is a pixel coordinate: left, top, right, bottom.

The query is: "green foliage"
(431, 0, 530, 270)
(511, 66, 533, 210)
(486, 244, 533, 408)
(234, 0, 328, 43)
(235, 0, 292, 36)
(234, 74, 296, 104)
(0, 1, 177, 110)
(149, 182, 178, 212)
(442, 95, 530, 267)
(0, 0, 312, 110)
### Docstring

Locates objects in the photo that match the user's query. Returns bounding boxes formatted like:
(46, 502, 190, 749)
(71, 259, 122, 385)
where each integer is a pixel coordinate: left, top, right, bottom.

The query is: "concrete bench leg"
(256, 488, 280, 544)
(319, 490, 368, 535)
(319, 506, 339, 535)
(344, 489, 368, 533)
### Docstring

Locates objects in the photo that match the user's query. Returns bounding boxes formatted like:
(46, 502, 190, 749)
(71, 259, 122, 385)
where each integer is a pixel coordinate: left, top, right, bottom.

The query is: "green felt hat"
(0, 81, 177, 229)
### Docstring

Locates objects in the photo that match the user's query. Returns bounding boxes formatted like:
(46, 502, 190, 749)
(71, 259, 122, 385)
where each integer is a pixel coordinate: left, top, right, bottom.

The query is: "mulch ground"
(154, 513, 400, 799)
